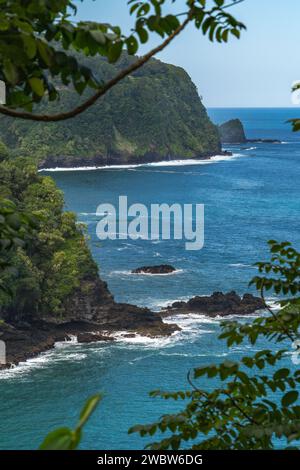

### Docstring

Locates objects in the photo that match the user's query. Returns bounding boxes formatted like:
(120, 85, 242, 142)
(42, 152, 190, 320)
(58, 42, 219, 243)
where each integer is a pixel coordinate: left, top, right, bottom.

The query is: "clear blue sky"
(74, 0, 300, 108)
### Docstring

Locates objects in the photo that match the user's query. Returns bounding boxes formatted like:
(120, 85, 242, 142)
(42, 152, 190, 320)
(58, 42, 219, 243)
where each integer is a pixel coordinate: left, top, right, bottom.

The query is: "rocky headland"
(219, 119, 281, 144)
(0, 53, 223, 169)
(0, 277, 179, 369)
(0, 288, 266, 370)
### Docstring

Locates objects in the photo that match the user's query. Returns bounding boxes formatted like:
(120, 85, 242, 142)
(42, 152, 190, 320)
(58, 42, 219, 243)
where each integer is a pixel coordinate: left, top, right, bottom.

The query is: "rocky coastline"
(0, 276, 179, 369)
(38, 151, 232, 170)
(161, 291, 265, 317)
(0, 283, 265, 370)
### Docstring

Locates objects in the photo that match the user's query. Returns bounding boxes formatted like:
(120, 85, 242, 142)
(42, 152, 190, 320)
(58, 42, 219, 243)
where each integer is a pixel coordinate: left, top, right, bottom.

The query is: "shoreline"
(0, 318, 180, 371)
(38, 151, 232, 172)
(0, 292, 264, 372)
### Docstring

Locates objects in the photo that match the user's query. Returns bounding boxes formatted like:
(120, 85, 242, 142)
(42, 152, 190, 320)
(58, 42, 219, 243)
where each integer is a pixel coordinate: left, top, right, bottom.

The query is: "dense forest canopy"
(0, 149, 98, 319)
(0, 53, 221, 166)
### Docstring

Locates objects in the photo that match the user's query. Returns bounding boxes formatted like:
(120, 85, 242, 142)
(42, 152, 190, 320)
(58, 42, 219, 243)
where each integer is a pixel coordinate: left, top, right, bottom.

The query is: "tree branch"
(0, 14, 192, 122)
(223, 0, 246, 9)
(260, 285, 296, 343)
(224, 390, 259, 425)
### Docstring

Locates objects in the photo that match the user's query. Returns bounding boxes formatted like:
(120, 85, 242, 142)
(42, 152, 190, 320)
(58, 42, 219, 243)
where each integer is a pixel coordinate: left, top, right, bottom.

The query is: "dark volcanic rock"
(219, 119, 247, 144)
(247, 138, 281, 144)
(77, 332, 115, 343)
(105, 303, 179, 337)
(218, 119, 281, 145)
(132, 265, 176, 275)
(0, 312, 178, 368)
(0, 285, 179, 369)
(162, 291, 265, 317)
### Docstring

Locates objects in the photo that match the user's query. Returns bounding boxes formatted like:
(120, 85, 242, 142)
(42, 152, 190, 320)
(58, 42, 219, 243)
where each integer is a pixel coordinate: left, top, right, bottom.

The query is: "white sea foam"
(79, 212, 98, 216)
(229, 263, 255, 268)
(39, 154, 245, 172)
(0, 339, 88, 380)
(158, 351, 229, 358)
(108, 269, 183, 277)
(113, 330, 180, 348)
(133, 269, 184, 277)
(0, 292, 270, 378)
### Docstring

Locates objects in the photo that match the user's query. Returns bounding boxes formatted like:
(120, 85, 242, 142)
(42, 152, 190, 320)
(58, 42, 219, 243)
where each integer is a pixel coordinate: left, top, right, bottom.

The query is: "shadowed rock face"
(219, 119, 247, 144)
(132, 265, 176, 275)
(161, 291, 265, 317)
(0, 284, 265, 369)
(77, 332, 115, 343)
(0, 276, 179, 369)
(218, 119, 281, 145)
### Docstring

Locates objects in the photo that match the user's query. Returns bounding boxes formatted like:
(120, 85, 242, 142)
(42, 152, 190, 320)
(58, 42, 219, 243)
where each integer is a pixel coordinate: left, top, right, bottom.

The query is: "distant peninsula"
(219, 119, 281, 144)
(0, 54, 223, 169)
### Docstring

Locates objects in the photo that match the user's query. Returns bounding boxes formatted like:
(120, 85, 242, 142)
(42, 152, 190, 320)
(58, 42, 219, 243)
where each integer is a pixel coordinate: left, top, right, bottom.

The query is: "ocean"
(0, 108, 299, 449)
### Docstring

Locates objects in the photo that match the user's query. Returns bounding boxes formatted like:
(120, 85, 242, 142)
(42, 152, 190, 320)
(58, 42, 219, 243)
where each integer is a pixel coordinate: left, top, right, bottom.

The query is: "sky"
(74, 0, 300, 108)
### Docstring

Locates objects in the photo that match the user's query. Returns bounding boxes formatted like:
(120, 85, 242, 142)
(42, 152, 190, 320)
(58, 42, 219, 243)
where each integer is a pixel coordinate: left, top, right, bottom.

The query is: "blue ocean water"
(0, 108, 299, 449)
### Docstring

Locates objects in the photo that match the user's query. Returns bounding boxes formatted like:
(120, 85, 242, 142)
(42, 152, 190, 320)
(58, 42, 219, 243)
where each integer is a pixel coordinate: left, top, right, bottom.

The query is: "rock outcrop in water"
(219, 119, 281, 144)
(161, 291, 265, 317)
(219, 119, 247, 144)
(0, 289, 266, 369)
(132, 265, 176, 275)
(0, 53, 221, 168)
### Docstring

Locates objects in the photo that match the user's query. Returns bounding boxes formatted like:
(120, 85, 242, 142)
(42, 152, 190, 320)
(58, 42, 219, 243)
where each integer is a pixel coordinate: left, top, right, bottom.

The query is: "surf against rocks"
(96, 196, 204, 251)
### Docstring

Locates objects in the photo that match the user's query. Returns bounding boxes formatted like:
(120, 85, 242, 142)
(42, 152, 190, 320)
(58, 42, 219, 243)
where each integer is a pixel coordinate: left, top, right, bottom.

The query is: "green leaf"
(3, 60, 18, 85)
(136, 25, 148, 43)
(274, 368, 290, 380)
(22, 34, 37, 59)
(77, 394, 102, 430)
(28, 77, 45, 97)
(90, 30, 106, 45)
(39, 428, 73, 450)
(37, 41, 53, 67)
(108, 41, 123, 63)
(126, 35, 139, 55)
(282, 391, 299, 407)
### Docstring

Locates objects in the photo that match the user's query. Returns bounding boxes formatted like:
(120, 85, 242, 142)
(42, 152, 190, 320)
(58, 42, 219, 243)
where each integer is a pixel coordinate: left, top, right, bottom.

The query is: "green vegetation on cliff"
(0, 151, 99, 320)
(0, 54, 221, 167)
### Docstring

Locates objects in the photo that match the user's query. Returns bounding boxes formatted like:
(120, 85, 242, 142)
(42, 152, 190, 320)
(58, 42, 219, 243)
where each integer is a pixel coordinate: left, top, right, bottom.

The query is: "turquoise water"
(0, 108, 299, 449)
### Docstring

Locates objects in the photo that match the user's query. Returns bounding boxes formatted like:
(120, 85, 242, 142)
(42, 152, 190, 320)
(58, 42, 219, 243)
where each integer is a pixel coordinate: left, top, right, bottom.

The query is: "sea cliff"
(0, 54, 222, 168)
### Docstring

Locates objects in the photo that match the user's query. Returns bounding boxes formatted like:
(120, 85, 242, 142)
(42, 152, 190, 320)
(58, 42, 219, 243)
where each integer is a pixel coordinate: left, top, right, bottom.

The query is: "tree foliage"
(0, 154, 98, 318)
(289, 82, 300, 131)
(0, 0, 245, 120)
(0, 53, 221, 165)
(129, 241, 300, 449)
(0, 197, 38, 293)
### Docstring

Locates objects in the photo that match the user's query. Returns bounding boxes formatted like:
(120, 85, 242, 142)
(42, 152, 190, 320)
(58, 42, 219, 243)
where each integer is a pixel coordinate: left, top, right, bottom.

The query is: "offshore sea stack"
(161, 291, 265, 317)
